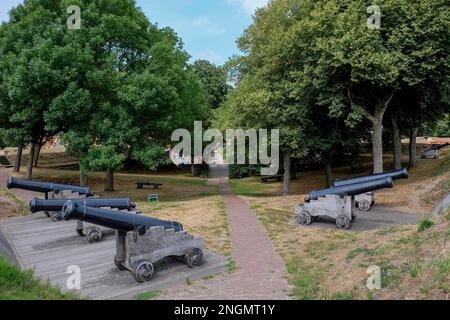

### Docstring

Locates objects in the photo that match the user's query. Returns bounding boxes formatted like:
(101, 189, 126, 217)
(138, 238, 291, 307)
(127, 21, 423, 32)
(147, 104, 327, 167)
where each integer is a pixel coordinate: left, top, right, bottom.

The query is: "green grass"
(0, 257, 80, 300)
(435, 258, 450, 293)
(346, 247, 374, 261)
(432, 151, 450, 177)
(287, 256, 322, 300)
(228, 178, 276, 197)
(134, 290, 160, 300)
(409, 262, 422, 279)
(418, 219, 434, 232)
(380, 264, 400, 290)
(227, 257, 236, 273)
(0, 186, 28, 217)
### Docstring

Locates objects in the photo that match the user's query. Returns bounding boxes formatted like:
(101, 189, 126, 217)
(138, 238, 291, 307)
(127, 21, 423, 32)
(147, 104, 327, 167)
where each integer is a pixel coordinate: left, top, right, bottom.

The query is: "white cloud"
(192, 16, 226, 35)
(227, 0, 269, 15)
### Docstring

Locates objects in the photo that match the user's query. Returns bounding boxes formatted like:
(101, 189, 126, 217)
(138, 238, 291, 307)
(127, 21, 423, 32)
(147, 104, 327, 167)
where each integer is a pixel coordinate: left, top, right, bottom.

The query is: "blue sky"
(0, 0, 269, 65)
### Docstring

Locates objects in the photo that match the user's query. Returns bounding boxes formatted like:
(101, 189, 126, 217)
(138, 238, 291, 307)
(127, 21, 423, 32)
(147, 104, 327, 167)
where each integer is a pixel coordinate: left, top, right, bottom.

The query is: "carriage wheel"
(358, 200, 372, 212)
(85, 227, 102, 243)
(185, 248, 204, 268)
(133, 261, 155, 282)
(298, 211, 313, 225)
(336, 215, 351, 230)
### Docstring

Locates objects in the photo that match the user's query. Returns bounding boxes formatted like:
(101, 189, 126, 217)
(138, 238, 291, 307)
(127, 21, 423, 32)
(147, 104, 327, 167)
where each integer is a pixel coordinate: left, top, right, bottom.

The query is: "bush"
(228, 164, 262, 179)
(418, 219, 434, 232)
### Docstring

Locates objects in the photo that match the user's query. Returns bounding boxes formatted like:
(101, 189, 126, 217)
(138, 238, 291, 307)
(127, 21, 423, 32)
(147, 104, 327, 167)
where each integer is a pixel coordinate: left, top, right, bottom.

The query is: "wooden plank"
(0, 215, 228, 299)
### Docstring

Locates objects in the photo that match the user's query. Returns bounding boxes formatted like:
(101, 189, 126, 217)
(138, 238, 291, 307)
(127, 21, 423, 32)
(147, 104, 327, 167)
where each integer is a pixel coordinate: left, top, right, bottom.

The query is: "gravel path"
(157, 164, 290, 300)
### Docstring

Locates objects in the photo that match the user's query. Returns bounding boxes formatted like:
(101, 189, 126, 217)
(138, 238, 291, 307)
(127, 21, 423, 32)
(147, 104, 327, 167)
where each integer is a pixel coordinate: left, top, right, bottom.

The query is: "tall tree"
(191, 60, 229, 109)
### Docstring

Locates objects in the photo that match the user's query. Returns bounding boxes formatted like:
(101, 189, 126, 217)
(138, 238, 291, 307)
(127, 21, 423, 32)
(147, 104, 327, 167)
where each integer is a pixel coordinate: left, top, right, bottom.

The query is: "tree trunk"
(14, 144, 23, 173)
(26, 142, 36, 180)
(409, 127, 418, 168)
(105, 168, 114, 192)
(391, 115, 402, 170)
(291, 160, 297, 180)
(282, 152, 291, 196)
(325, 159, 333, 187)
(372, 117, 384, 174)
(348, 90, 393, 174)
(33, 140, 42, 167)
(80, 170, 88, 187)
(191, 165, 199, 177)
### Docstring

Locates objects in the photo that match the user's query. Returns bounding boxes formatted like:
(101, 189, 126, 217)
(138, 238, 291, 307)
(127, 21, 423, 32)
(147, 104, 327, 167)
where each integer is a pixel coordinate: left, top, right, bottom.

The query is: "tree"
(191, 60, 230, 109)
(0, 0, 208, 188)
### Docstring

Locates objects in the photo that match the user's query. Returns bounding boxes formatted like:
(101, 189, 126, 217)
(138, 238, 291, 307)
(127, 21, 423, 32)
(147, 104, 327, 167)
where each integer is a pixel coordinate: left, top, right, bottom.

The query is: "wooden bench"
(260, 175, 283, 183)
(136, 182, 163, 190)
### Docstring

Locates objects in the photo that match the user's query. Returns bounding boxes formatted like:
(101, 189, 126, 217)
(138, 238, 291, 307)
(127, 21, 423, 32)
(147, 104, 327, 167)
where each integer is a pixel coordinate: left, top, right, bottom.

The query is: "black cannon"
(29, 197, 135, 214)
(307, 177, 394, 202)
(7, 177, 93, 196)
(333, 168, 408, 187)
(62, 200, 203, 283)
(430, 142, 450, 151)
(422, 143, 449, 159)
(62, 200, 183, 233)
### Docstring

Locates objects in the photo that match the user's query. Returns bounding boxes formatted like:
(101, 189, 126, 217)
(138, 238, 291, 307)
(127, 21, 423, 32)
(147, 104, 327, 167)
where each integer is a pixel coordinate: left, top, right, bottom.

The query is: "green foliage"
(215, 0, 450, 174)
(0, 0, 209, 184)
(192, 60, 230, 109)
(228, 164, 262, 179)
(418, 219, 435, 232)
(134, 290, 160, 300)
(0, 257, 80, 300)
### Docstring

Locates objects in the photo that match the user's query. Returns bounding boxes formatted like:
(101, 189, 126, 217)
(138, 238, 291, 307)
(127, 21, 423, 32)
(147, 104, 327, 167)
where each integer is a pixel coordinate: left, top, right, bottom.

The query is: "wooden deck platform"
(0, 214, 228, 300)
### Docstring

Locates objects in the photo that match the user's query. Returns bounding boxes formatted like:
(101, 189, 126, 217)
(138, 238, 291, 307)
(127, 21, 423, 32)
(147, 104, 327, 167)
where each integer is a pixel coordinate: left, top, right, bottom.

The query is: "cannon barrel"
(7, 177, 93, 196)
(308, 177, 393, 202)
(29, 197, 135, 214)
(61, 200, 183, 233)
(333, 168, 408, 187)
(431, 143, 449, 151)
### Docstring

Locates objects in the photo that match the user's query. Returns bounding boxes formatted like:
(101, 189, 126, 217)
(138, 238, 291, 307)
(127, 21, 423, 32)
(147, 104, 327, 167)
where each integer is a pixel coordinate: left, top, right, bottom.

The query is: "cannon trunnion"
(62, 201, 205, 282)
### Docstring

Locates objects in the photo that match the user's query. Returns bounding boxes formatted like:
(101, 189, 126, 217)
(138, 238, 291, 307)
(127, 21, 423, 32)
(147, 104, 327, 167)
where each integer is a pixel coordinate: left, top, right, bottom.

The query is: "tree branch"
(347, 88, 376, 122)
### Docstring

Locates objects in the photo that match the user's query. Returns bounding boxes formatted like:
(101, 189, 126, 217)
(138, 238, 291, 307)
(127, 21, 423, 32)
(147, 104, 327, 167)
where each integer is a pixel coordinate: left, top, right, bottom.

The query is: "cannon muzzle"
(29, 197, 136, 214)
(308, 177, 393, 202)
(7, 177, 93, 196)
(333, 168, 408, 187)
(431, 143, 450, 151)
(61, 201, 183, 233)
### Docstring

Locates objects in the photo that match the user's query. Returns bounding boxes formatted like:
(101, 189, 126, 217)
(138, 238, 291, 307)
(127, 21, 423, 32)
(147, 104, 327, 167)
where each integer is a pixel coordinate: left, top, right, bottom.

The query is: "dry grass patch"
(248, 198, 450, 300)
(137, 196, 231, 256)
(0, 187, 28, 220)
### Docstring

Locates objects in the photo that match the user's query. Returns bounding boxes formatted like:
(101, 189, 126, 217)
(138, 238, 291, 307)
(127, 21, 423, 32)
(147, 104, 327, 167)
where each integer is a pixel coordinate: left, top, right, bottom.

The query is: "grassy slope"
(0, 257, 80, 300)
(286, 210, 450, 300)
(0, 186, 28, 219)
